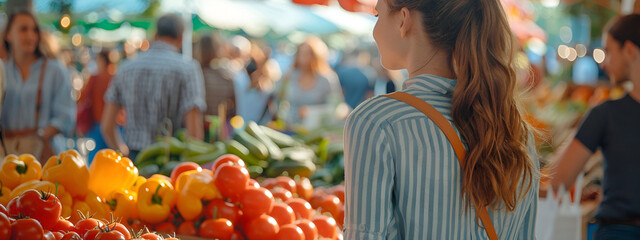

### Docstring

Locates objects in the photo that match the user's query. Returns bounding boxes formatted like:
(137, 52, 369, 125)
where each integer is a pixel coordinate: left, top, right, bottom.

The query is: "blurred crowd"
(0, 11, 403, 163)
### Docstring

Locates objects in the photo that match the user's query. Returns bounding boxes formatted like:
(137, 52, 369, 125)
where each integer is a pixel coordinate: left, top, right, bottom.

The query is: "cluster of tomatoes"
(0, 188, 173, 240)
(147, 154, 345, 240)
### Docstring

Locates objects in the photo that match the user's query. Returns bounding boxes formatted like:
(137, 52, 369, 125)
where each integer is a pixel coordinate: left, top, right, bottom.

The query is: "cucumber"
(182, 148, 226, 165)
(264, 159, 316, 178)
(245, 122, 284, 161)
(281, 147, 316, 163)
(135, 142, 168, 165)
(160, 161, 181, 176)
(247, 165, 264, 178)
(233, 131, 269, 160)
(225, 140, 262, 166)
(184, 138, 219, 154)
(259, 126, 300, 148)
(139, 164, 160, 178)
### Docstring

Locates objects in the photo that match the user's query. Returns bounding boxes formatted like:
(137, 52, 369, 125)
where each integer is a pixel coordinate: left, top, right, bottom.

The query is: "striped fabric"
(343, 74, 539, 239)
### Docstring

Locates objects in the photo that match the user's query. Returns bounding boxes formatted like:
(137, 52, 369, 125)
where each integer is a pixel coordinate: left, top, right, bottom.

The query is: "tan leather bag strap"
(385, 91, 498, 240)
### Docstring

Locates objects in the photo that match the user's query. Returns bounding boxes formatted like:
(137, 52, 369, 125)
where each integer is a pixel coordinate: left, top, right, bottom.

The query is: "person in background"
(77, 49, 117, 163)
(280, 36, 343, 126)
(195, 33, 236, 118)
(344, 0, 539, 238)
(550, 14, 640, 240)
(0, 9, 75, 162)
(102, 14, 206, 160)
(335, 48, 376, 110)
(242, 43, 281, 124)
(228, 36, 255, 122)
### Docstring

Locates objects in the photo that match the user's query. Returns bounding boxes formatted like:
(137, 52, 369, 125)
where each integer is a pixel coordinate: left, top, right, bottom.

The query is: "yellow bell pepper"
(10, 180, 73, 218)
(105, 189, 138, 222)
(137, 178, 175, 224)
(175, 170, 222, 221)
(88, 149, 139, 199)
(84, 190, 109, 221)
(70, 200, 91, 224)
(42, 150, 90, 198)
(69, 190, 110, 224)
(149, 174, 171, 183)
(0, 154, 42, 189)
(0, 181, 11, 206)
(128, 176, 147, 194)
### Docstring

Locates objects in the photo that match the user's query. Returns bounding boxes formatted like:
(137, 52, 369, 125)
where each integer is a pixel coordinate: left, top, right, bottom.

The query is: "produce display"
(134, 122, 345, 187)
(0, 139, 345, 239)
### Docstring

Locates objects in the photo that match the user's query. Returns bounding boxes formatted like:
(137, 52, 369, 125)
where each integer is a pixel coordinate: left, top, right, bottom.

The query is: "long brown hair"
(3, 9, 46, 58)
(386, 0, 535, 212)
(293, 36, 332, 75)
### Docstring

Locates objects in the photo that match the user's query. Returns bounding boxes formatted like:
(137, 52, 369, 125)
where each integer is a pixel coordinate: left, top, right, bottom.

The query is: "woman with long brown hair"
(0, 9, 74, 161)
(550, 14, 640, 240)
(344, 0, 538, 239)
(279, 36, 343, 126)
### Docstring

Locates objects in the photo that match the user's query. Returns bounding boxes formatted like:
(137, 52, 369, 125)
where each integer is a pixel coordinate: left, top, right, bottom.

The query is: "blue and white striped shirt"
(344, 74, 539, 239)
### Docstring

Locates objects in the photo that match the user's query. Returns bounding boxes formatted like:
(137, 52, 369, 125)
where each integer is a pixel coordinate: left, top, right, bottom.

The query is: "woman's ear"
(623, 41, 640, 62)
(399, 7, 413, 39)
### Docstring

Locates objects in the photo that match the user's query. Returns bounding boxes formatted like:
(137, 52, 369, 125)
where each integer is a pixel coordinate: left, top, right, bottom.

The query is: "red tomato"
(295, 219, 318, 240)
(43, 231, 56, 240)
(6, 198, 19, 217)
(273, 177, 297, 194)
(309, 190, 326, 210)
(51, 218, 74, 232)
(336, 205, 345, 229)
(243, 215, 279, 240)
(270, 188, 293, 202)
(109, 223, 131, 240)
(238, 188, 274, 219)
(205, 199, 241, 225)
(295, 177, 314, 201)
(212, 154, 246, 172)
(199, 218, 234, 239)
(140, 233, 161, 240)
(313, 215, 337, 239)
(230, 230, 245, 240)
(0, 213, 11, 240)
(170, 162, 202, 184)
(214, 164, 250, 200)
(61, 232, 82, 240)
(0, 204, 7, 216)
(247, 179, 260, 189)
(95, 231, 125, 240)
(154, 222, 176, 234)
(74, 218, 104, 237)
(260, 178, 277, 189)
(329, 185, 345, 203)
(17, 189, 62, 230)
(286, 198, 314, 220)
(52, 231, 64, 239)
(269, 202, 295, 226)
(11, 218, 44, 240)
(318, 195, 341, 218)
(276, 224, 304, 240)
(177, 221, 197, 236)
(83, 228, 100, 240)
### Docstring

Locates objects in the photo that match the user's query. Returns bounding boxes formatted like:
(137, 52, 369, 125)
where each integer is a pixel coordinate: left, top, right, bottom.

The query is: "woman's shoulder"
(346, 93, 406, 127)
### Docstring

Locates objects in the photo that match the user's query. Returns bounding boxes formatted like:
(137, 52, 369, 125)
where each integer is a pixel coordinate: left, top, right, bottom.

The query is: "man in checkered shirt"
(101, 14, 206, 160)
